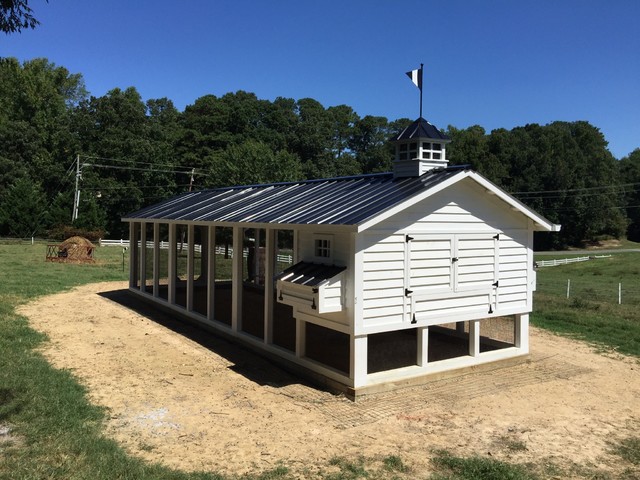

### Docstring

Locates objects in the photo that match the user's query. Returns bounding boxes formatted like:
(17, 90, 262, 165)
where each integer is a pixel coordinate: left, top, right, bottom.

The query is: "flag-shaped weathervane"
(406, 63, 424, 118)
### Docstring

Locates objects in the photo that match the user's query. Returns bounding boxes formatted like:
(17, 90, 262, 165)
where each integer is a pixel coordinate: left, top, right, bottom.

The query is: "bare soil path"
(17, 281, 640, 478)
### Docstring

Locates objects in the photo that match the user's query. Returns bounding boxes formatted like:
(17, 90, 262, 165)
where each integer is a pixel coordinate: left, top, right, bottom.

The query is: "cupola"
(392, 117, 451, 178)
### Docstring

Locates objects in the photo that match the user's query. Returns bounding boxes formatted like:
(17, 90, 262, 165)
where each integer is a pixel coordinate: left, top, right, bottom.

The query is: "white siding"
(359, 179, 533, 333)
(361, 233, 407, 327)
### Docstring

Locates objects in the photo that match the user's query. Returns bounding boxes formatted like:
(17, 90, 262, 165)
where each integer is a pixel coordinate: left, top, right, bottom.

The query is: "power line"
(82, 184, 190, 191)
(84, 163, 201, 176)
(511, 182, 640, 195)
(79, 154, 201, 175)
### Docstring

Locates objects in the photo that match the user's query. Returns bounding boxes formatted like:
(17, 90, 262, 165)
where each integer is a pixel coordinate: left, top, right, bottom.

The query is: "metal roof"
(123, 166, 467, 227)
(275, 262, 346, 287)
(394, 117, 451, 142)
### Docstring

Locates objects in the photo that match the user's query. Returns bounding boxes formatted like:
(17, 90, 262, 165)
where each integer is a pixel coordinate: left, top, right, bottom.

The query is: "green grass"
(428, 450, 537, 480)
(532, 253, 640, 356)
(0, 244, 226, 479)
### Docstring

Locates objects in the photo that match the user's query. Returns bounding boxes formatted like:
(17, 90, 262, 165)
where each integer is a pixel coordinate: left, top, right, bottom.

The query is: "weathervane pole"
(419, 63, 423, 119)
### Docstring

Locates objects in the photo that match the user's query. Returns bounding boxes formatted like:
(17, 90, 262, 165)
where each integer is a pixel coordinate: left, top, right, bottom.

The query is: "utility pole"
(188, 168, 195, 192)
(72, 154, 81, 222)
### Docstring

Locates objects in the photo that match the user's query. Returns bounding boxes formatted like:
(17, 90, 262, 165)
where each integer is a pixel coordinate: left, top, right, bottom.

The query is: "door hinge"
(411, 313, 417, 324)
(492, 281, 499, 287)
(405, 288, 413, 296)
(493, 233, 500, 240)
(405, 234, 414, 242)
(451, 257, 459, 263)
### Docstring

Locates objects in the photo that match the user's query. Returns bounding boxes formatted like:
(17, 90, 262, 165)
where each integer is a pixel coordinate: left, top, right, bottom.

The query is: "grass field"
(1, 243, 638, 479)
(533, 252, 640, 356)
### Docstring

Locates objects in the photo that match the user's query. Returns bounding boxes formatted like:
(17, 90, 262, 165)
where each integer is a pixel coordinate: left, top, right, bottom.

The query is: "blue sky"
(2, 0, 639, 159)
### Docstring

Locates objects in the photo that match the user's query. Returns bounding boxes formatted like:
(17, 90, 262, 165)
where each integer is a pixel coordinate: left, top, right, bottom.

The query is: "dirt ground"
(17, 281, 640, 478)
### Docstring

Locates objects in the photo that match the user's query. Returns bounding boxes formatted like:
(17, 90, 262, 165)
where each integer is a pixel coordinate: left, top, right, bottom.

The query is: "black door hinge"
(492, 281, 499, 287)
(406, 234, 414, 242)
(451, 257, 459, 263)
(405, 288, 413, 296)
(493, 233, 500, 240)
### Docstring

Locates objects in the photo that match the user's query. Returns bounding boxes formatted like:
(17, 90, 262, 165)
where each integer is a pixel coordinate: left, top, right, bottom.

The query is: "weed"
(429, 449, 537, 480)
(327, 456, 368, 479)
(611, 436, 640, 465)
(383, 455, 408, 473)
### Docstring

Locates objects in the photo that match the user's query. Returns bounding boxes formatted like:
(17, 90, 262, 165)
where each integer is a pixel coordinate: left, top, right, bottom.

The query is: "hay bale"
(58, 236, 95, 262)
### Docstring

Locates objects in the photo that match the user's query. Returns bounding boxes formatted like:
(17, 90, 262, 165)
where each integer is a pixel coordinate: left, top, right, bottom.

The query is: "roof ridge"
(194, 171, 394, 193)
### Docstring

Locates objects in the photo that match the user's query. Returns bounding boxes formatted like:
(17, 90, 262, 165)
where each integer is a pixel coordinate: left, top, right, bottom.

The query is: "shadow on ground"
(97, 288, 318, 392)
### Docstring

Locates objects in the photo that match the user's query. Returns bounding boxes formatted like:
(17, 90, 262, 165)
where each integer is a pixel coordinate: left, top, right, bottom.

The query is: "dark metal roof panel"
(123, 168, 467, 227)
(275, 262, 346, 287)
(394, 117, 451, 142)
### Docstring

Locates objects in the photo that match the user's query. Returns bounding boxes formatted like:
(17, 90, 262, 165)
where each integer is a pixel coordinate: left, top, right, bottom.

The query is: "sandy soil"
(17, 281, 640, 478)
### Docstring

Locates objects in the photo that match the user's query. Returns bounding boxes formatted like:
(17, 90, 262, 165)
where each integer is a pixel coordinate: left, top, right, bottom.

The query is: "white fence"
(99, 239, 293, 264)
(535, 255, 611, 268)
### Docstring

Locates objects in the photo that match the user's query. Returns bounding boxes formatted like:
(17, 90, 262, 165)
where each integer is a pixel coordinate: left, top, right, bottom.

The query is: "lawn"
(533, 252, 640, 356)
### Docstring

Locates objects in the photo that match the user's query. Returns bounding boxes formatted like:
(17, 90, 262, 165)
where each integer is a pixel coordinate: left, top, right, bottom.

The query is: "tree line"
(1, 57, 639, 249)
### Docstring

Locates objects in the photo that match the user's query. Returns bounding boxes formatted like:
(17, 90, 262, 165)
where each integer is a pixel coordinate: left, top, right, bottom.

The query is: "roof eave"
(467, 172, 561, 232)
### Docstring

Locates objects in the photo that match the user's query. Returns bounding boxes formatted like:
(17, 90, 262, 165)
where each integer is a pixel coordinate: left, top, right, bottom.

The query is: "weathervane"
(406, 63, 424, 118)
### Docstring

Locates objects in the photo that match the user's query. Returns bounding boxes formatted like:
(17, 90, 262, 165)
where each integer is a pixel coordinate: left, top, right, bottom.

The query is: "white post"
(231, 226, 243, 332)
(619, 283, 622, 305)
(168, 224, 176, 305)
(139, 222, 146, 292)
(566, 279, 571, 299)
(515, 313, 529, 352)
(469, 320, 480, 357)
(207, 225, 216, 322)
(264, 229, 275, 344)
(153, 223, 160, 298)
(417, 327, 428, 367)
(352, 334, 368, 388)
(186, 224, 194, 312)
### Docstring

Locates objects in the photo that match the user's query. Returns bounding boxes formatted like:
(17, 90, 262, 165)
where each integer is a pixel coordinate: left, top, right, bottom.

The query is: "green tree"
(0, 0, 41, 34)
(0, 58, 86, 236)
(619, 148, 640, 241)
(0, 177, 47, 237)
(210, 139, 302, 188)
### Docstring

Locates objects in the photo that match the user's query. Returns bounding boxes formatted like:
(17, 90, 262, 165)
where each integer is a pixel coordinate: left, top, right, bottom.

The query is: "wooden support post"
(469, 320, 480, 357)
(231, 226, 243, 332)
(207, 225, 216, 322)
(515, 313, 529, 352)
(168, 223, 176, 305)
(129, 222, 138, 289)
(153, 223, 160, 298)
(264, 229, 275, 344)
(139, 222, 146, 292)
(417, 326, 429, 366)
(295, 316, 304, 359)
(186, 224, 194, 312)
(352, 334, 368, 388)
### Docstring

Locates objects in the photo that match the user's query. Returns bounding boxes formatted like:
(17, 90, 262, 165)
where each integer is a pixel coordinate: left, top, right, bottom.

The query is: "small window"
(433, 143, 442, 151)
(400, 144, 407, 152)
(409, 142, 417, 150)
(422, 142, 431, 150)
(314, 235, 333, 262)
(433, 152, 441, 159)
